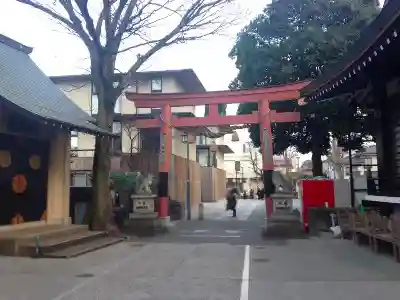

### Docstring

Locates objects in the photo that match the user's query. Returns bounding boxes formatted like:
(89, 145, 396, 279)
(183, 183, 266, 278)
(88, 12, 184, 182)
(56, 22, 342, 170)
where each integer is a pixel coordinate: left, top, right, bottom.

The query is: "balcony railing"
(71, 148, 95, 157)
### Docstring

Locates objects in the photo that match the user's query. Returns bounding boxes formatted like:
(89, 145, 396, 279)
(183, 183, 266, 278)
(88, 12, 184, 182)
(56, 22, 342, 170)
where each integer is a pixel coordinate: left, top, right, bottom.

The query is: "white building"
(50, 69, 212, 185)
(222, 129, 294, 191)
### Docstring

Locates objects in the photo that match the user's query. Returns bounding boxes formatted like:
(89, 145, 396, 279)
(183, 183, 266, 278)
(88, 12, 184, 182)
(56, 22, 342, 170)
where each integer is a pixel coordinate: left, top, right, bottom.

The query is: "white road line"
(225, 230, 240, 234)
(194, 229, 209, 233)
(240, 245, 250, 300)
(179, 234, 241, 238)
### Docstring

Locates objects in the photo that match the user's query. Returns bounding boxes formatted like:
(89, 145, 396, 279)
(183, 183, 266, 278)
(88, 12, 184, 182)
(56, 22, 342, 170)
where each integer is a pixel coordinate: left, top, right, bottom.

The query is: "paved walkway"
(1, 200, 400, 299)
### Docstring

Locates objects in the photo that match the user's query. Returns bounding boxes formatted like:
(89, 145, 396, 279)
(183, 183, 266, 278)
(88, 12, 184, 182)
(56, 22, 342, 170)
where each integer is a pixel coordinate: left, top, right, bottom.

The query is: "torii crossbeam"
(126, 81, 310, 227)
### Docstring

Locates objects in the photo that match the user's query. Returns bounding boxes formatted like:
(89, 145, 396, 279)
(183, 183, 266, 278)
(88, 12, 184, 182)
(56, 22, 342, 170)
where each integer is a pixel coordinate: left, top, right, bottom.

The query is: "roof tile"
(0, 35, 108, 135)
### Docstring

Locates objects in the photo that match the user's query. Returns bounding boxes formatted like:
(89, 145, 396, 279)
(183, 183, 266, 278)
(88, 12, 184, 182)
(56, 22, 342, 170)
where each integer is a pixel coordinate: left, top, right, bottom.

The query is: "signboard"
(159, 132, 166, 165)
(235, 161, 241, 172)
(133, 198, 155, 213)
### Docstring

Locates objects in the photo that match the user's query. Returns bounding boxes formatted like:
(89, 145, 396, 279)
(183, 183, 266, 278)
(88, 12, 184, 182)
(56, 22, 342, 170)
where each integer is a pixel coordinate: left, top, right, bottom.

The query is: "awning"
(196, 144, 234, 154)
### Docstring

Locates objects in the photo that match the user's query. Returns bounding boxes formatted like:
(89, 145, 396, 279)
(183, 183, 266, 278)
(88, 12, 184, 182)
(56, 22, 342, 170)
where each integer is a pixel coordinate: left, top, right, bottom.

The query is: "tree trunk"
(311, 150, 323, 177)
(91, 95, 114, 230)
(310, 119, 324, 177)
(331, 138, 344, 179)
(311, 128, 323, 177)
(91, 136, 112, 230)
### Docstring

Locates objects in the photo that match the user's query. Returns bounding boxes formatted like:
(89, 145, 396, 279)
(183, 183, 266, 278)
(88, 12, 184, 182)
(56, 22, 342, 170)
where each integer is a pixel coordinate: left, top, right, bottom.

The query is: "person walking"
(249, 188, 254, 199)
(226, 187, 238, 217)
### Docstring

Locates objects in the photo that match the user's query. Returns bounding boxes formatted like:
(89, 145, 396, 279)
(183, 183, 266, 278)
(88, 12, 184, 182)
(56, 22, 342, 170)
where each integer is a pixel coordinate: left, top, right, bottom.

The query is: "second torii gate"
(125, 81, 310, 227)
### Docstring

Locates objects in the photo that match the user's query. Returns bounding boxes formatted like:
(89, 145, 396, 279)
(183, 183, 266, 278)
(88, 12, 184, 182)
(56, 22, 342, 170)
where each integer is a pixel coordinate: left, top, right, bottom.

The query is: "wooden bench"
(349, 210, 374, 248)
(390, 212, 400, 262)
(337, 208, 357, 239)
(340, 209, 400, 262)
(370, 211, 400, 262)
(370, 213, 395, 255)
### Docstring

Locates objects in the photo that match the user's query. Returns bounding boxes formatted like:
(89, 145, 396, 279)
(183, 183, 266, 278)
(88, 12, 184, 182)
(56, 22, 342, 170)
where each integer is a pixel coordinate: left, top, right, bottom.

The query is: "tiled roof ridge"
(0, 34, 32, 54)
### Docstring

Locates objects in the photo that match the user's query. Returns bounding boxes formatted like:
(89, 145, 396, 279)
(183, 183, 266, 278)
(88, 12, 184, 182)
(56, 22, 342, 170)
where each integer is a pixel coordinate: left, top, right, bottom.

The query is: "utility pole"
(235, 161, 241, 190)
(181, 133, 193, 220)
(241, 166, 244, 190)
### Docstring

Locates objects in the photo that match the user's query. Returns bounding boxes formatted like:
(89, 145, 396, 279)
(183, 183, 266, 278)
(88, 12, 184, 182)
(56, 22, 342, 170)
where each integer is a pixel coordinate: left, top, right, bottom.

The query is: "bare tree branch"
(59, 82, 89, 92)
(111, 0, 136, 38)
(14, 0, 238, 230)
(95, 6, 105, 37)
(73, 0, 102, 48)
(247, 142, 262, 178)
(123, 122, 141, 170)
(16, 0, 93, 47)
(123, 0, 236, 83)
(101, 0, 112, 38)
(117, 39, 161, 53)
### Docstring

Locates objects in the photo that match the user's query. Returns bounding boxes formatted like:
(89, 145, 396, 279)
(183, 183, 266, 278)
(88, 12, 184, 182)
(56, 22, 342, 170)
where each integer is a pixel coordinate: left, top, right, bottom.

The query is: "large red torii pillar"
(126, 81, 310, 227)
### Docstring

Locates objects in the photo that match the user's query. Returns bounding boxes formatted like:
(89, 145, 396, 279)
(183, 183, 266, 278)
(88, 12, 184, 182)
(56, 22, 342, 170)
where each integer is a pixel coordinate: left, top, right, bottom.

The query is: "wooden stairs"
(0, 224, 124, 258)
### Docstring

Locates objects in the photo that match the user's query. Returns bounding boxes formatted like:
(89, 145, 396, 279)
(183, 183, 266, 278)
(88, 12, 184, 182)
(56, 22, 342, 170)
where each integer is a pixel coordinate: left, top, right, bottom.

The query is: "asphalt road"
(1, 199, 400, 300)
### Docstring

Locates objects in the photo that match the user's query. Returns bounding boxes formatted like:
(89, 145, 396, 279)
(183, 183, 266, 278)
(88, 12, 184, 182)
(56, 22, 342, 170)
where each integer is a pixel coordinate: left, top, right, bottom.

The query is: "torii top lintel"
(126, 81, 310, 128)
(126, 81, 310, 107)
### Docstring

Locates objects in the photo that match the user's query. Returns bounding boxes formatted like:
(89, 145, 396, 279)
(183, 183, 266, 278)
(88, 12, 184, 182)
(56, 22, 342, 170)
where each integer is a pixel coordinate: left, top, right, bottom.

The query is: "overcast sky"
(0, 0, 383, 162)
(0, 0, 383, 91)
(0, 0, 265, 90)
(0, 0, 267, 117)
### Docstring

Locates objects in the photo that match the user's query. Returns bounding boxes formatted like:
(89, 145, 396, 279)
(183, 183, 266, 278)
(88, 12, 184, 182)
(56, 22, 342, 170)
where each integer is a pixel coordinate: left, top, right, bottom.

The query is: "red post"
(158, 104, 172, 220)
(259, 100, 274, 223)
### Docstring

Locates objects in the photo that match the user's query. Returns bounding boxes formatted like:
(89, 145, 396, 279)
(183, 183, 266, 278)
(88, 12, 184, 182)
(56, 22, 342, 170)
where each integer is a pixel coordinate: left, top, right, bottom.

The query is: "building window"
(71, 131, 78, 149)
(114, 97, 121, 114)
(112, 122, 121, 134)
(151, 78, 162, 93)
(91, 84, 98, 115)
(91, 95, 98, 115)
(71, 172, 88, 187)
(111, 122, 122, 155)
(199, 135, 206, 145)
(71, 172, 92, 187)
(129, 80, 139, 93)
(114, 82, 121, 114)
(243, 144, 251, 153)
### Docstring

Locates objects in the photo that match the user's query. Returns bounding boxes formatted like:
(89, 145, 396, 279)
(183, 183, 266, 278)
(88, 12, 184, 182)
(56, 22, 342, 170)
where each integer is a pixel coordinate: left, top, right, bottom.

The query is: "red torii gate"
(126, 81, 310, 226)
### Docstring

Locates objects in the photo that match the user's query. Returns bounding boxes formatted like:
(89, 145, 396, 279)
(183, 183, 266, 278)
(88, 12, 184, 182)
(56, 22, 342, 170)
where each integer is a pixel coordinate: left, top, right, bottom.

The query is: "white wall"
(197, 149, 209, 166)
(135, 76, 195, 115)
(222, 128, 293, 187)
(216, 151, 225, 169)
(58, 75, 197, 159)
(197, 148, 225, 169)
(172, 129, 197, 161)
(58, 82, 94, 155)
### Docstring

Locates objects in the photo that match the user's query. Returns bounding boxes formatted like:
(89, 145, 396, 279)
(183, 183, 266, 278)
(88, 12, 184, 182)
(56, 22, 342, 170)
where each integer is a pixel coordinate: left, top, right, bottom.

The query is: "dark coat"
(226, 188, 237, 211)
